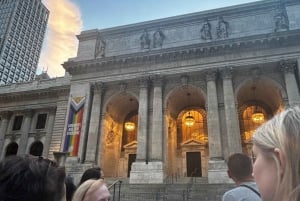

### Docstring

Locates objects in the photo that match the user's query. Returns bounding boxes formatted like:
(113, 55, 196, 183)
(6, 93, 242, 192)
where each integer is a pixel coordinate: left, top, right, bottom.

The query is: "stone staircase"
(106, 177, 235, 201)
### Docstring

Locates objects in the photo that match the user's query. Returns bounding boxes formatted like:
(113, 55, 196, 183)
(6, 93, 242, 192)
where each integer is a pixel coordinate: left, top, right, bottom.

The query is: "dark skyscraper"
(0, 0, 49, 85)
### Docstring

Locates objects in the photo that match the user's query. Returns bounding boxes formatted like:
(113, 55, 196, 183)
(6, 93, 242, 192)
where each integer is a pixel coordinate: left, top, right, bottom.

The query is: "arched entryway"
(236, 78, 285, 157)
(100, 92, 139, 177)
(165, 85, 208, 177)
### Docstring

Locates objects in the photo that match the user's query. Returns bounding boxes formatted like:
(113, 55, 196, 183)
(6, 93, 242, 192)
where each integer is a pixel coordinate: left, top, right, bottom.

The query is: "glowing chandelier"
(185, 112, 195, 127)
(124, 121, 135, 131)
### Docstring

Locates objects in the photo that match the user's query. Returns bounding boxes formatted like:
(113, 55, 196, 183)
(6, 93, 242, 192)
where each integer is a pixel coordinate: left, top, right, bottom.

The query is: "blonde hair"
(253, 106, 300, 201)
(72, 179, 107, 201)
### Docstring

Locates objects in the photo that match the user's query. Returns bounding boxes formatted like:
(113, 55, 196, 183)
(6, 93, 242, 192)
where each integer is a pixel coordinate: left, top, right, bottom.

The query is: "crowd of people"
(0, 106, 299, 201)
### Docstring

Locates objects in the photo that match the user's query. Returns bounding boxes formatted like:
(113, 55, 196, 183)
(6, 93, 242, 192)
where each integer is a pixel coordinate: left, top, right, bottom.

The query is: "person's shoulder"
(222, 187, 240, 201)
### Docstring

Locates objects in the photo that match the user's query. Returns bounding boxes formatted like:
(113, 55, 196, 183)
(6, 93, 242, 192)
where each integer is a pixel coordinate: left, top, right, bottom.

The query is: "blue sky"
(71, 0, 261, 30)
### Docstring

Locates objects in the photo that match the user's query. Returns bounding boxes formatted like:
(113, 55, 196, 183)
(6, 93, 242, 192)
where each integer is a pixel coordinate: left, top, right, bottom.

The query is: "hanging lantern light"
(124, 121, 135, 131)
(185, 112, 195, 127)
(251, 107, 264, 124)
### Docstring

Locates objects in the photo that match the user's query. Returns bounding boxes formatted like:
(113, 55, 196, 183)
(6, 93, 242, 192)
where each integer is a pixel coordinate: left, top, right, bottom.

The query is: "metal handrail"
(108, 179, 122, 201)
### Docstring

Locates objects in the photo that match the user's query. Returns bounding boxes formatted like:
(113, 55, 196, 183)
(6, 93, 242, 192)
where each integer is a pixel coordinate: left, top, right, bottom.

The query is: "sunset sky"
(38, 0, 261, 77)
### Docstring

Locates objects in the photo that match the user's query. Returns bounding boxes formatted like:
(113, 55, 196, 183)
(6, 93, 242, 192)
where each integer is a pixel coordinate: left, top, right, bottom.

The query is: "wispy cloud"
(38, 0, 82, 77)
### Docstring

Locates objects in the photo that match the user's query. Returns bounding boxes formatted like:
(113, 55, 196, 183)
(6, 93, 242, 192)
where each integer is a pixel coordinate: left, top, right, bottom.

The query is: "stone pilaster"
(151, 76, 163, 161)
(206, 70, 229, 184)
(0, 111, 12, 158)
(136, 78, 149, 161)
(85, 82, 104, 163)
(18, 109, 33, 155)
(280, 60, 300, 106)
(43, 108, 56, 158)
(221, 67, 242, 155)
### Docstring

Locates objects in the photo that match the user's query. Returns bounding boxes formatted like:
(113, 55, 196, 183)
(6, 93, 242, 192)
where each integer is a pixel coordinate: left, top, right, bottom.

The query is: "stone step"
(107, 183, 235, 201)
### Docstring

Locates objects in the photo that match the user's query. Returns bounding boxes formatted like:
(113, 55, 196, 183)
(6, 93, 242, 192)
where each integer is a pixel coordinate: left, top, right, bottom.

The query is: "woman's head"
(252, 106, 300, 201)
(79, 167, 103, 186)
(72, 179, 110, 201)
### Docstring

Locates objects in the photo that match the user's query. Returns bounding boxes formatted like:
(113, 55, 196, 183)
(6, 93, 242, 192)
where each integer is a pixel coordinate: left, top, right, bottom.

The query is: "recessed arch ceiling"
(166, 85, 206, 119)
(105, 93, 138, 122)
(236, 78, 283, 113)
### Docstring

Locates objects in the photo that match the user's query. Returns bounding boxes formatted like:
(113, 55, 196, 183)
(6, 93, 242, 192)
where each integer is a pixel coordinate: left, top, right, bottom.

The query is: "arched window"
(29, 141, 43, 156)
(5, 142, 18, 157)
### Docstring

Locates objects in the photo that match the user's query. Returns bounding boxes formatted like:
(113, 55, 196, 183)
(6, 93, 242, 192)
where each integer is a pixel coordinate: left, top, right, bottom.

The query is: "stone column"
(0, 111, 12, 158)
(18, 109, 33, 155)
(221, 67, 242, 155)
(206, 71, 223, 159)
(85, 82, 104, 163)
(280, 60, 300, 107)
(43, 108, 56, 158)
(136, 78, 149, 161)
(206, 70, 229, 184)
(151, 76, 163, 161)
(130, 77, 164, 184)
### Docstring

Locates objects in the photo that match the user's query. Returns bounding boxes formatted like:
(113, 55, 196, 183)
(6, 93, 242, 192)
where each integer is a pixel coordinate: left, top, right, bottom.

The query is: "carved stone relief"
(153, 28, 165, 48)
(95, 34, 106, 58)
(140, 29, 151, 49)
(200, 19, 212, 40)
(216, 16, 229, 39)
(274, 3, 289, 32)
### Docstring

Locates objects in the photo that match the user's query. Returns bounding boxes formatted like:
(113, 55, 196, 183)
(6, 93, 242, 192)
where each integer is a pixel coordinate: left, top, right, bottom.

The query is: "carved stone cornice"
(64, 29, 300, 76)
(0, 85, 70, 102)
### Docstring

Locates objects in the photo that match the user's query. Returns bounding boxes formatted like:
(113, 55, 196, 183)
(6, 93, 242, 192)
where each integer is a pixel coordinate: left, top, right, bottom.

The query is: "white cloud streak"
(38, 0, 82, 77)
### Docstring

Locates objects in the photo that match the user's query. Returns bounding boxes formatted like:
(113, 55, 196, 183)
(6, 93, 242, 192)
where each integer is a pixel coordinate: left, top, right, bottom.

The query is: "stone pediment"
(123, 140, 137, 149)
(181, 139, 204, 147)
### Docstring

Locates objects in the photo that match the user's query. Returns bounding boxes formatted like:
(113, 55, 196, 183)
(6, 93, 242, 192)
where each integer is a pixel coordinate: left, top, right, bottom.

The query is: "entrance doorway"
(186, 152, 202, 177)
(127, 154, 136, 177)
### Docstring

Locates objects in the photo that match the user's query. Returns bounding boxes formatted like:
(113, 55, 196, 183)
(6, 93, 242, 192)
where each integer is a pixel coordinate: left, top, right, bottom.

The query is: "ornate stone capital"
(0, 111, 12, 120)
(92, 82, 104, 93)
(151, 75, 164, 87)
(139, 77, 150, 89)
(220, 67, 233, 79)
(279, 60, 296, 73)
(205, 70, 217, 82)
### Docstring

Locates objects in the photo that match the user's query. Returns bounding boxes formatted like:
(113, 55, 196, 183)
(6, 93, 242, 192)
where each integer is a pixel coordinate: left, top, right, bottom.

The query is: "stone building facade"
(0, 0, 300, 184)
